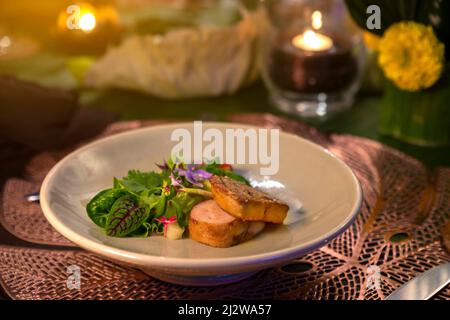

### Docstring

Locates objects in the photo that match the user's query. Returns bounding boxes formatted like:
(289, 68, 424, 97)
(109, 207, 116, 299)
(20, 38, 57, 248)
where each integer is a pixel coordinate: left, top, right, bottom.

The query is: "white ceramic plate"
(40, 122, 362, 286)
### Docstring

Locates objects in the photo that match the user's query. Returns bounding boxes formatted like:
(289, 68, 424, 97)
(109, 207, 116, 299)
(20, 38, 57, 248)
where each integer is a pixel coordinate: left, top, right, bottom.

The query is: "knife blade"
(385, 262, 450, 300)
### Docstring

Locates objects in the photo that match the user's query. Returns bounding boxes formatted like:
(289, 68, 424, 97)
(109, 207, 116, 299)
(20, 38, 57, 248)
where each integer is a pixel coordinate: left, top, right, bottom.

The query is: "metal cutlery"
(25, 191, 40, 203)
(385, 262, 450, 300)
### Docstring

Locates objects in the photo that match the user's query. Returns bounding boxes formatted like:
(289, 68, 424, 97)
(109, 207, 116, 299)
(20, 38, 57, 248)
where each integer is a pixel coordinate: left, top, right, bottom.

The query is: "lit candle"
(77, 12, 97, 32)
(57, 3, 99, 32)
(292, 30, 333, 52)
(292, 10, 333, 52)
(267, 10, 358, 94)
(55, 2, 121, 54)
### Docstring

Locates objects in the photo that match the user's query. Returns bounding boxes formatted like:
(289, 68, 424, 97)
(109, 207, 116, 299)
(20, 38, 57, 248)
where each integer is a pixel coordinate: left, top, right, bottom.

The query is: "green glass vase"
(379, 69, 450, 147)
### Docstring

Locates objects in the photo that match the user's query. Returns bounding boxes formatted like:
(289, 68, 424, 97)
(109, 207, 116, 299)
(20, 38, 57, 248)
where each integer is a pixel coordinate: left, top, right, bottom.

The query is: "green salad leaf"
(130, 221, 163, 237)
(171, 192, 204, 228)
(86, 188, 128, 227)
(105, 195, 150, 237)
(116, 170, 163, 194)
(203, 162, 250, 185)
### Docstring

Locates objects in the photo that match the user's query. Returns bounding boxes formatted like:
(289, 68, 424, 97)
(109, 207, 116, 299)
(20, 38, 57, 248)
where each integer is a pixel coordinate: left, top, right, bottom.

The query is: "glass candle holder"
(261, 0, 366, 118)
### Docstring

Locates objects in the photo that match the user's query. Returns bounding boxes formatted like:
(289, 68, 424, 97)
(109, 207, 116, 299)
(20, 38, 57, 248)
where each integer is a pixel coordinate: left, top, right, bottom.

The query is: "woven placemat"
(0, 119, 169, 246)
(0, 113, 449, 299)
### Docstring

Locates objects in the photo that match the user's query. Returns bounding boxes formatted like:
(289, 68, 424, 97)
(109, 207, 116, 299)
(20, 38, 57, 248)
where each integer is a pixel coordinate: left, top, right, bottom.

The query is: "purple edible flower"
(176, 165, 212, 187)
(170, 173, 182, 187)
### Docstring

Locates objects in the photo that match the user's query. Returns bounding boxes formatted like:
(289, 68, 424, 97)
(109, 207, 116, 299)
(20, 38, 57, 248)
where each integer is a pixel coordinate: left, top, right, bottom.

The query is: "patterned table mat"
(0, 113, 449, 299)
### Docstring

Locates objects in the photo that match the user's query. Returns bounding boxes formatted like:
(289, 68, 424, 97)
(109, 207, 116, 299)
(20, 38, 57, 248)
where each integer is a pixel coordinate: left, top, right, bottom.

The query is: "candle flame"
(312, 11, 323, 30)
(79, 12, 96, 32)
(292, 30, 333, 52)
(303, 30, 323, 49)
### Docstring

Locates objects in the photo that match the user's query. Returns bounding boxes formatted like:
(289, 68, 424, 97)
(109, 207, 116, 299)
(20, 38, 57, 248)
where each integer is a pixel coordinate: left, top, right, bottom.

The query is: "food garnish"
(86, 158, 250, 239)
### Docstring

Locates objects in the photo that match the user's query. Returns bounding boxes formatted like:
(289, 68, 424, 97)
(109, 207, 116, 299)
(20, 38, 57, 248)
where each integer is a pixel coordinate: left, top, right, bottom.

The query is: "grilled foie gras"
(189, 200, 265, 248)
(210, 175, 289, 224)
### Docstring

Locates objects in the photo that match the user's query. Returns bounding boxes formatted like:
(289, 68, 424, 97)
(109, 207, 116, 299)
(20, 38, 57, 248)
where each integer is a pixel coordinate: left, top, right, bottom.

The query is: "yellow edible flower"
(378, 21, 445, 92)
(363, 31, 381, 51)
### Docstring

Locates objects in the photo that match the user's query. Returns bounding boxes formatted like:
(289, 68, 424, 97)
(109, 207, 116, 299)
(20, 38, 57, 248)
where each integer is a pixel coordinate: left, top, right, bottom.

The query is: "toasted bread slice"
(189, 200, 265, 248)
(210, 175, 289, 224)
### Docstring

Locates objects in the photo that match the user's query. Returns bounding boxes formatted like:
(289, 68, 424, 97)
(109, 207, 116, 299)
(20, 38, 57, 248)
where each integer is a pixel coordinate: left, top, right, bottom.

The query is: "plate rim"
(40, 122, 362, 272)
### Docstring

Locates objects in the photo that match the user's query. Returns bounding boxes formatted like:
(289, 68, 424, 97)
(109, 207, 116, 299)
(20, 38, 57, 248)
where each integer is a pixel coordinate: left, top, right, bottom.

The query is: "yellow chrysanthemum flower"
(363, 31, 381, 51)
(378, 21, 445, 92)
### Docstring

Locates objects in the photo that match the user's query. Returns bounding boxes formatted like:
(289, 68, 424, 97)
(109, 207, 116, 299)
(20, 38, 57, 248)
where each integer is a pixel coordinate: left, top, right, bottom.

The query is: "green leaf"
(140, 192, 168, 218)
(147, 221, 164, 234)
(128, 225, 150, 237)
(116, 170, 163, 194)
(129, 221, 164, 237)
(113, 177, 122, 189)
(141, 192, 159, 207)
(105, 195, 150, 237)
(164, 199, 178, 219)
(222, 170, 250, 185)
(203, 163, 250, 185)
(167, 157, 175, 171)
(154, 194, 167, 218)
(168, 192, 204, 228)
(86, 189, 127, 227)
